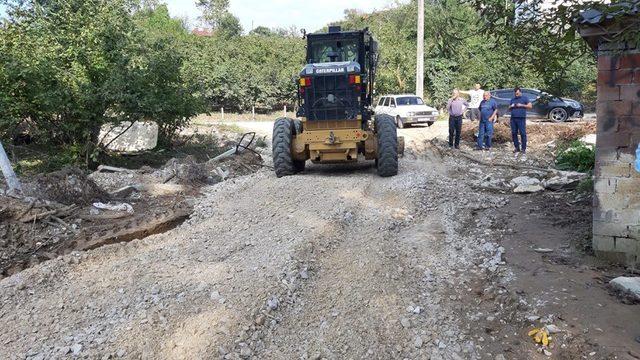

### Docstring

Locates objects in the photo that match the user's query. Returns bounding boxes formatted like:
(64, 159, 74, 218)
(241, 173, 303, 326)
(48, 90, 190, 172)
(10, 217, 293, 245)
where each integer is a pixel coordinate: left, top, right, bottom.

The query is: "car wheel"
(396, 116, 404, 129)
(549, 107, 568, 122)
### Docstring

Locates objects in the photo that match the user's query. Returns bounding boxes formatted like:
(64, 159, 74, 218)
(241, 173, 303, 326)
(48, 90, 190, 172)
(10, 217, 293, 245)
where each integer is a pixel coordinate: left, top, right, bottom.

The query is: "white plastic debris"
(92, 202, 134, 213)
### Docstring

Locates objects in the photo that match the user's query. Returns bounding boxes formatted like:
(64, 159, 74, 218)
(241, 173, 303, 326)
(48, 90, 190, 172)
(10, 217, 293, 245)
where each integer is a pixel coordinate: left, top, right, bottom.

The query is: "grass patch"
(555, 140, 595, 173)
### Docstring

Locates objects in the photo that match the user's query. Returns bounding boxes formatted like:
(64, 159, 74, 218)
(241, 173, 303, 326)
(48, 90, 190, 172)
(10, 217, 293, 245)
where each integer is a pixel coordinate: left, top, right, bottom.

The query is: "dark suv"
(488, 88, 584, 122)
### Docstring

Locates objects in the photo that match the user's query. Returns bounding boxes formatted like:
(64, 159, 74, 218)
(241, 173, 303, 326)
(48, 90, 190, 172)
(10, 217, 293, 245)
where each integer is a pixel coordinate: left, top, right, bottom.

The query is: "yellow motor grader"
(272, 26, 402, 177)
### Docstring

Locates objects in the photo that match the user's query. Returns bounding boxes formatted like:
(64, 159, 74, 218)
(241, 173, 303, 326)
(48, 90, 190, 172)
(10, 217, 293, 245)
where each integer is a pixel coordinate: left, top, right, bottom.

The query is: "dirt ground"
(1, 119, 639, 360)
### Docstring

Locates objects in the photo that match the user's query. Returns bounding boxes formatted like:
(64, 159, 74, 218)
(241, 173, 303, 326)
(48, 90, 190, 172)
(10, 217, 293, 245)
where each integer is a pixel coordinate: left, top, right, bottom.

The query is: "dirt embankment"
(461, 121, 596, 145)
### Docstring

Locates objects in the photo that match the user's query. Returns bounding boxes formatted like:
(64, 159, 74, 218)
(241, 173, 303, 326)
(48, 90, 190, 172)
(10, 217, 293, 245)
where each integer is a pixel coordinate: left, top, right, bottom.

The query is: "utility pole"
(416, 0, 425, 99)
(0, 140, 22, 195)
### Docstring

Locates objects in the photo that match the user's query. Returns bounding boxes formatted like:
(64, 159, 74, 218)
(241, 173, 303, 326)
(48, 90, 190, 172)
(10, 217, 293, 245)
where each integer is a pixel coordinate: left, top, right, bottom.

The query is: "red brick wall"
(593, 51, 640, 265)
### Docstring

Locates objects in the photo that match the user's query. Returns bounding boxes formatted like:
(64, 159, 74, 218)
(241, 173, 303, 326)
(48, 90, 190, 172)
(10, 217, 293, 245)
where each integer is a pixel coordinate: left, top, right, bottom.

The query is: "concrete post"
(0, 140, 22, 195)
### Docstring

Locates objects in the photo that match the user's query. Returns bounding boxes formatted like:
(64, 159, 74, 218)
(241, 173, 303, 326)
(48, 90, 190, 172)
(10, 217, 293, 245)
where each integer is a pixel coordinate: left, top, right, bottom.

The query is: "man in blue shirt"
(477, 91, 498, 150)
(509, 87, 533, 154)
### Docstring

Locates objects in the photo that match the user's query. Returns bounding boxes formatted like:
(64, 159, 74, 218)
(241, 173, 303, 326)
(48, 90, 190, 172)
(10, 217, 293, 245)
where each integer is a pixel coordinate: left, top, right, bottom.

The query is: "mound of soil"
(33, 167, 109, 205)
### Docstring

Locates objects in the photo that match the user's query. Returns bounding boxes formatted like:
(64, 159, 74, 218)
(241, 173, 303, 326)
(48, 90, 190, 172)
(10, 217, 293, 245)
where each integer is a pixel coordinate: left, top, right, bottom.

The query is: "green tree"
(0, 0, 201, 163)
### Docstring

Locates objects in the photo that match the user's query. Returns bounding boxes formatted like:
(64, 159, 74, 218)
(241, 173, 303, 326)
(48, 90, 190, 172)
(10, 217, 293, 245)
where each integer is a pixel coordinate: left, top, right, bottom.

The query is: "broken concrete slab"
(610, 277, 640, 300)
(99, 121, 158, 153)
(513, 184, 545, 194)
(543, 171, 588, 191)
(510, 176, 541, 188)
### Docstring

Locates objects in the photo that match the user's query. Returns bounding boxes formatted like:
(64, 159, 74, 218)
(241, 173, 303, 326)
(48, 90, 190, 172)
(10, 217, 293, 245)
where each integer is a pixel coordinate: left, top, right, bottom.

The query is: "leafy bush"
(556, 140, 595, 173)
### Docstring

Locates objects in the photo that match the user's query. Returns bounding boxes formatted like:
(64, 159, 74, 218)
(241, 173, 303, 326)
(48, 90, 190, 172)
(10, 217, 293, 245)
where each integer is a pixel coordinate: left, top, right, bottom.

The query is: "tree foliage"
(336, 0, 597, 107)
(0, 0, 201, 163)
(0, 0, 605, 169)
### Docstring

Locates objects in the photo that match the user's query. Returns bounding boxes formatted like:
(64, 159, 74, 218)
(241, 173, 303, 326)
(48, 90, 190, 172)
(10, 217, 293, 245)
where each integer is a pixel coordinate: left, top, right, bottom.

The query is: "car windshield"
(396, 97, 424, 106)
(309, 38, 359, 63)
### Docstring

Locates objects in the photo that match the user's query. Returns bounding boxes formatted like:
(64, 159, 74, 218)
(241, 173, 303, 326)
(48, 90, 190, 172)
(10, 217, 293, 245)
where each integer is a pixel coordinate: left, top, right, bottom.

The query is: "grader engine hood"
(298, 61, 363, 121)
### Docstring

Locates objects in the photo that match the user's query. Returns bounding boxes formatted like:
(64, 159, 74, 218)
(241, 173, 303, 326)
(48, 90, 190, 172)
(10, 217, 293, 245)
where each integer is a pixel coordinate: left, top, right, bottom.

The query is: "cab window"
(377, 97, 386, 106)
(308, 38, 359, 63)
(383, 97, 391, 106)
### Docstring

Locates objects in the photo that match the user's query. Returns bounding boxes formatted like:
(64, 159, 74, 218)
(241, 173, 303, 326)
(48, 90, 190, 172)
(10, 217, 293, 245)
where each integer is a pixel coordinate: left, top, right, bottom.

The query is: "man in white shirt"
(461, 84, 484, 122)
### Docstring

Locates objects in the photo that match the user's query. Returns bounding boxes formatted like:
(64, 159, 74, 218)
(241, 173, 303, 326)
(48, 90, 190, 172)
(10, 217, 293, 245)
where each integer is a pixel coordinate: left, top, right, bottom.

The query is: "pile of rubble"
(0, 148, 264, 279)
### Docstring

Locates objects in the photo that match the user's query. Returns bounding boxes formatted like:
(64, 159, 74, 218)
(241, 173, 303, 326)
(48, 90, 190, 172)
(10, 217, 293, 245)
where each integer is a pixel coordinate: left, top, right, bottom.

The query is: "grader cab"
(272, 26, 402, 177)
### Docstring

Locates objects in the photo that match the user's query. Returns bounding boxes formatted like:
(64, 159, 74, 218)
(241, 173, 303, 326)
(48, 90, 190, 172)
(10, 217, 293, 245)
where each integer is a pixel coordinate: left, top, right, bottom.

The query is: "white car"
(374, 95, 439, 128)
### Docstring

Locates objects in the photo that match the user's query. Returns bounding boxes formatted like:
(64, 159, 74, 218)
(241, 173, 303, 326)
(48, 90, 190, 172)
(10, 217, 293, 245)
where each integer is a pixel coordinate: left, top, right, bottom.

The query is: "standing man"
(461, 84, 484, 122)
(447, 89, 468, 149)
(509, 87, 532, 154)
(477, 91, 498, 150)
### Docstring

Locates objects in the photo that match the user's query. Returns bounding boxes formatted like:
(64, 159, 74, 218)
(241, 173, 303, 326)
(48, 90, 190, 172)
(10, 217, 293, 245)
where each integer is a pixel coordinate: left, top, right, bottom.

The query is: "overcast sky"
(165, 0, 400, 32)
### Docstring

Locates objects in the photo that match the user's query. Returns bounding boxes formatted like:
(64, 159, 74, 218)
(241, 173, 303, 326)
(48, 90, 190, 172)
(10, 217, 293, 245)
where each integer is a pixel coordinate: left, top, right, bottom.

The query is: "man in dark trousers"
(509, 87, 532, 155)
(477, 91, 498, 150)
(447, 89, 468, 149)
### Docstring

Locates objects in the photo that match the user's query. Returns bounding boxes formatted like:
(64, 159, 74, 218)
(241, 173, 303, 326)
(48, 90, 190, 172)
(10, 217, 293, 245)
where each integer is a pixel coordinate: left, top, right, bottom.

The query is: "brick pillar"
(593, 50, 640, 265)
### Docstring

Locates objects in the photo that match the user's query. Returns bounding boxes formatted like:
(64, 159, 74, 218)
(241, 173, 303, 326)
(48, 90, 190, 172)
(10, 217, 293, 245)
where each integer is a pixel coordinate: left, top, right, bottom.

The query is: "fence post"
(252, 106, 255, 120)
(284, 105, 287, 118)
(0, 141, 22, 195)
(221, 107, 224, 121)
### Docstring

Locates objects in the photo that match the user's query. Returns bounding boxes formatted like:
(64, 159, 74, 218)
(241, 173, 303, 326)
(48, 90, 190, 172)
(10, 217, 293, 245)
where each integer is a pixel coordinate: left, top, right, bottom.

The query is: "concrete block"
(598, 55, 621, 71)
(596, 100, 633, 118)
(594, 177, 617, 194)
(613, 209, 640, 227)
(620, 53, 640, 69)
(620, 85, 640, 102)
(595, 250, 633, 264)
(597, 162, 631, 178)
(597, 85, 621, 101)
(596, 148, 620, 162)
(616, 177, 640, 194)
(598, 69, 634, 85)
(597, 132, 633, 152)
(615, 237, 638, 254)
(99, 121, 159, 153)
(616, 116, 640, 134)
(593, 221, 630, 237)
(593, 235, 616, 252)
(594, 192, 631, 210)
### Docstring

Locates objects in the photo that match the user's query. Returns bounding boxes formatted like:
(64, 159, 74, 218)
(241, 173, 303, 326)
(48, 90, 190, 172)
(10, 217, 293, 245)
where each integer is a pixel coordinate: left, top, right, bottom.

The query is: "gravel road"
(0, 136, 514, 360)
(1, 120, 632, 360)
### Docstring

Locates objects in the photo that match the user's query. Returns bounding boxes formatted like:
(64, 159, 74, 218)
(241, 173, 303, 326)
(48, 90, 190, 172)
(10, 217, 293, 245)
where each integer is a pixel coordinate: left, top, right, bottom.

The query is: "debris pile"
(1, 143, 264, 279)
(32, 167, 109, 205)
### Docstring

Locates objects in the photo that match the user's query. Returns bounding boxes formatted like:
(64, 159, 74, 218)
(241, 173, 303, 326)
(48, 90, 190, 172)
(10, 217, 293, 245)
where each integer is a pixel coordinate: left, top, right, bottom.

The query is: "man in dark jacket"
(509, 87, 532, 154)
(477, 91, 498, 150)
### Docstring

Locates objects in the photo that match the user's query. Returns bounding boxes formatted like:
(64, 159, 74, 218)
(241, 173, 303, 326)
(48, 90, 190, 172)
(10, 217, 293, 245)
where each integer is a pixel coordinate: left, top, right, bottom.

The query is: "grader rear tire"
(272, 118, 295, 178)
(375, 114, 398, 177)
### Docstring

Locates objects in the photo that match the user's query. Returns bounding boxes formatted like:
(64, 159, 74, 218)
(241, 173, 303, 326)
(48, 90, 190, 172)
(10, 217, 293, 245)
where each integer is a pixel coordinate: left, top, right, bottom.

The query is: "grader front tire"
(375, 115, 398, 177)
(272, 118, 295, 178)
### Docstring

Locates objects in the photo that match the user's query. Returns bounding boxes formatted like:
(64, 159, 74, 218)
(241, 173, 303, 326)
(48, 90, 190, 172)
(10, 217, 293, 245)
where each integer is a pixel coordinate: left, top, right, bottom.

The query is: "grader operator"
(272, 26, 402, 177)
